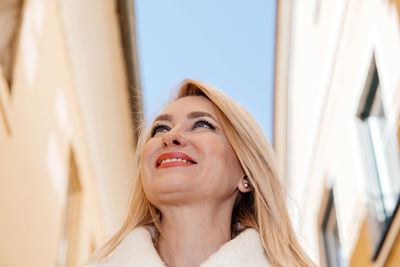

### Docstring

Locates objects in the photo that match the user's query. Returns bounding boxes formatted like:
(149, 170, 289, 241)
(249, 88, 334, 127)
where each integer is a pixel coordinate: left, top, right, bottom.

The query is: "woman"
(88, 79, 316, 267)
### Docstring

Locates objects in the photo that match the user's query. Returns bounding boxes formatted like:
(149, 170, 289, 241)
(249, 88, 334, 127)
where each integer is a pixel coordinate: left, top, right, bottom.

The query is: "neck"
(157, 203, 234, 267)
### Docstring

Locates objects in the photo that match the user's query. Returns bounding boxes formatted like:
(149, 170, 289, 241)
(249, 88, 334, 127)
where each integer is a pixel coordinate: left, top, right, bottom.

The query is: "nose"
(161, 130, 187, 148)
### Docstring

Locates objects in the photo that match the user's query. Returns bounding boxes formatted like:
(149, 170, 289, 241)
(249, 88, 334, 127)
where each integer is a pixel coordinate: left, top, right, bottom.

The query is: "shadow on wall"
(390, 0, 400, 19)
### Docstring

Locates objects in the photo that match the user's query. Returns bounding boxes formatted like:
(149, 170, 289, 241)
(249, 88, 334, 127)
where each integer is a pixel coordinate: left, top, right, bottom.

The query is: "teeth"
(159, 158, 192, 165)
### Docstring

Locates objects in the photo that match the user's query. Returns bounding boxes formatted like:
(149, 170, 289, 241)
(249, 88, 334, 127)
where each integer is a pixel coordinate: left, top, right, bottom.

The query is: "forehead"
(163, 96, 217, 116)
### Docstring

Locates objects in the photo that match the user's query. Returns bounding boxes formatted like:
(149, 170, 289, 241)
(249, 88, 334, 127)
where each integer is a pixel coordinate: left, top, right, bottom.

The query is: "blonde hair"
(90, 79, 315, 267)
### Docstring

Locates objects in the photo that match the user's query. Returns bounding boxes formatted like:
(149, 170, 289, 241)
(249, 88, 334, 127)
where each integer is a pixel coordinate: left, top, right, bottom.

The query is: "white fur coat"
(89, 227, 271, 267)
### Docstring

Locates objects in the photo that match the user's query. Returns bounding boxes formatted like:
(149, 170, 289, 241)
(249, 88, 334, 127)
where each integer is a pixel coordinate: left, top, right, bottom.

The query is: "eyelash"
(151, 119, 215, 137)
(193, 120, 215, 131)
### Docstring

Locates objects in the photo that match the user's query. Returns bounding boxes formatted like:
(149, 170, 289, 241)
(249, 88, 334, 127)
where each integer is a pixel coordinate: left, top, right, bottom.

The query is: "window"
(357, 58, 400, 259)
(0, 0, 24, 90)
(321, 190, 348, 267)
(57, 150, 82, 267)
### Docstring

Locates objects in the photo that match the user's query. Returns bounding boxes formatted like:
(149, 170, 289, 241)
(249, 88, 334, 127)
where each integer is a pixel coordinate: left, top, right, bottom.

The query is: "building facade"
(274, 0, 400, 266)
(0, 0, 142, 266)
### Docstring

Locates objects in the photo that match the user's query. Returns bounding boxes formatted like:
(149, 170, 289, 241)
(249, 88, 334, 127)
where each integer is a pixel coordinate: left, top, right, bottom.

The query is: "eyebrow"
(154, 114, 173, 122)
(187, 111, 217, 121)
(153, 111, 217, 123)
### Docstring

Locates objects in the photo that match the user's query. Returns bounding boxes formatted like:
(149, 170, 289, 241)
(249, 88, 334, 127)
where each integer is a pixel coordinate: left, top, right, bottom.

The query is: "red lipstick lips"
(155, 152, 197, 169)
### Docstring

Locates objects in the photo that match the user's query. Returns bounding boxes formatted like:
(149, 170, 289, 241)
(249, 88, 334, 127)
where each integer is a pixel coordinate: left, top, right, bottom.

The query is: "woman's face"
(141, 96, 245, 207)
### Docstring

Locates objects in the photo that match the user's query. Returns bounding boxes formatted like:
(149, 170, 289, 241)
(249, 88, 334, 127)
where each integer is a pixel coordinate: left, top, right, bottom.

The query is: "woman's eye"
(151, 125, 170, 137)
(193, 120, 215, 130)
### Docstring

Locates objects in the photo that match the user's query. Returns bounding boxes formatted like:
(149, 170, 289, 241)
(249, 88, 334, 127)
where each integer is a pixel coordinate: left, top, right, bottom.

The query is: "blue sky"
(134, 0, 276, 143)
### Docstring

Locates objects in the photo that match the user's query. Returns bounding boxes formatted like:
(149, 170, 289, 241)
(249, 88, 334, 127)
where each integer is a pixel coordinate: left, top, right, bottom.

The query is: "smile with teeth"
(156, 152, 197, 168)
(159, 158, 194, 165)
(157, 158, 196, 168)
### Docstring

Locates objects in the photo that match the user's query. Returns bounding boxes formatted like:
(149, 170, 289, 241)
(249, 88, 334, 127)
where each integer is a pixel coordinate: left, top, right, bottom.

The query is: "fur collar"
(89, 227, 271, 267)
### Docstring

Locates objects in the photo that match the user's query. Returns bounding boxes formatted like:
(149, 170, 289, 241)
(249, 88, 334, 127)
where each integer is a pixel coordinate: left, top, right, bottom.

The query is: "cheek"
(140, 150, 158, 204)
(227, 146, 242, 172)
(200, 137, 243, 185)
(223, 146, 243, 183)
(216, 139, 241, 171)
(140, 140, 158, 186)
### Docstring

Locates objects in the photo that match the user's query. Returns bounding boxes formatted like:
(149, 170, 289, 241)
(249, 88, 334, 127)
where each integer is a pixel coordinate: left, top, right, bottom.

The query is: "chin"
(145, 177, 202, 206)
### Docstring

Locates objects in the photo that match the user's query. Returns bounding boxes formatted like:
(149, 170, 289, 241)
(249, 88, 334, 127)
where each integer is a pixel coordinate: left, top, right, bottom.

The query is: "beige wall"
(0, 0, 138, 266)
(57, 0, 138, 235)
(275, 0, 400, 265)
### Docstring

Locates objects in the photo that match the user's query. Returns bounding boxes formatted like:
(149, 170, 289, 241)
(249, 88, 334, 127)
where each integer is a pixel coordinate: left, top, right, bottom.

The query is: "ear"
(237, 176, 252, 193)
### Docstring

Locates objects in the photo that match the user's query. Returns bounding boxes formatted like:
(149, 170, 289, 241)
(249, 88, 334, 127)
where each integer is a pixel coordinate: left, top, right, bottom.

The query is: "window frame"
(0, 0, 24, 90)
(321, 189, 348, 267)
(0, 68, 12, 134)
(0, 0, 24, 134)
(356, 57, 400, 260)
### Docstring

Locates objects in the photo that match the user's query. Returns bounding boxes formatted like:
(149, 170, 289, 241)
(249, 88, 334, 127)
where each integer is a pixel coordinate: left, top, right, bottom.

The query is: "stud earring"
(243, 175, 250, 189)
